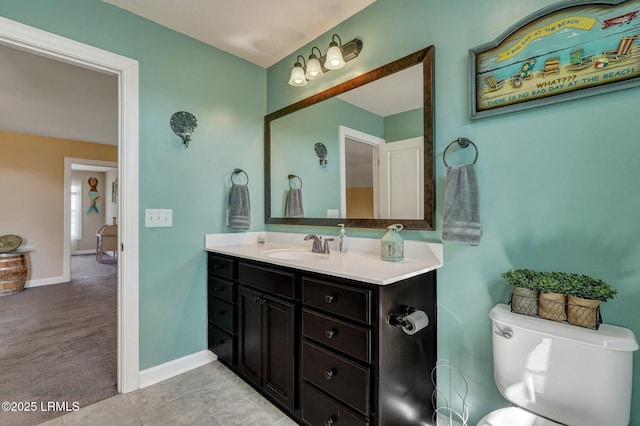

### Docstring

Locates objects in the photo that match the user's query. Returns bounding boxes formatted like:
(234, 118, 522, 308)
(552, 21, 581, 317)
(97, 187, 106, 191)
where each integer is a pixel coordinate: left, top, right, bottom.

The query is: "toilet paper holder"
(388, 306, 422, 330)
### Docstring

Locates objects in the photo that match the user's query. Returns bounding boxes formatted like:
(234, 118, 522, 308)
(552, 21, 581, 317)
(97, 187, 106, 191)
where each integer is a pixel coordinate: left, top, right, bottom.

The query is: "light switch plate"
(326, 209, 339, 218)
(145, 209, 173, 227)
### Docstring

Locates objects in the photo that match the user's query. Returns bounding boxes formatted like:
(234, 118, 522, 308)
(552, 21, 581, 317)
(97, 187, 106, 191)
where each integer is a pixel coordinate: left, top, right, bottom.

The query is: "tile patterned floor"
(38, 361, 297, 426)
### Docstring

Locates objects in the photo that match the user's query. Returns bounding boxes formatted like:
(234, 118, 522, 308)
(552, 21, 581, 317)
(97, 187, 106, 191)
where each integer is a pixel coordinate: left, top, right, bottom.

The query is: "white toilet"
(478, 303, 639, 426)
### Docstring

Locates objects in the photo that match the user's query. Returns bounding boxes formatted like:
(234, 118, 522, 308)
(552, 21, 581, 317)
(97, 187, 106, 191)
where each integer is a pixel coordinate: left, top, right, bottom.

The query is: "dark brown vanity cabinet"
(301, 272, 437, 426)
(207, 254, 238, 369)
(206, 252, 437, 426)
(237, 262, 296, 411)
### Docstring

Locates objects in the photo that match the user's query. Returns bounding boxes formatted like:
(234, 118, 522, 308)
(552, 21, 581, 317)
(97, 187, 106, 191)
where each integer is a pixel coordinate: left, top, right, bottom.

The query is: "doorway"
(0, 16, 140, 393)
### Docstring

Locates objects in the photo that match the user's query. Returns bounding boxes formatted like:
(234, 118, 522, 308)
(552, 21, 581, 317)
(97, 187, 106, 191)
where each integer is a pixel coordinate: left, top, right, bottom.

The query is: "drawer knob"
(324, 368, 336, 380)
(325, 329, 336, 339)
(324, 417, 336, 426)
(324, 294, 335, 303)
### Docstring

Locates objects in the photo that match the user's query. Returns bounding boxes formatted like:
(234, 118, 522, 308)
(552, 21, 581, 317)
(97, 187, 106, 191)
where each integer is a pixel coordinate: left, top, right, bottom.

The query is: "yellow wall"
(0, 131, 117, 282)
(346, 187, 374, 218)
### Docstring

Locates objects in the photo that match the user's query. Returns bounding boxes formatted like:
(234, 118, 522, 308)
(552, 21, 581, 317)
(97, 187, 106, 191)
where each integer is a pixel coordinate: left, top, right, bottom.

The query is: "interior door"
(378, 137, 423, 219)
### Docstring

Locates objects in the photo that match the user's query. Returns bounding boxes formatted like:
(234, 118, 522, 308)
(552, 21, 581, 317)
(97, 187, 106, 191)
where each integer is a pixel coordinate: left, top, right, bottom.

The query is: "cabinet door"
(263, 295, 295, 411)
(238, 286, 263, 388)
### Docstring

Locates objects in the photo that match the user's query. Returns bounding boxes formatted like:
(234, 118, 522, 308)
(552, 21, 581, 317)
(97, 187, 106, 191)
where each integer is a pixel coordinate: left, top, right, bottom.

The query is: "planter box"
(510, 287, 538, 316)
(508, 290, 602, 330)
(538, 292, 567, 322)
(567, 295, 601, 329)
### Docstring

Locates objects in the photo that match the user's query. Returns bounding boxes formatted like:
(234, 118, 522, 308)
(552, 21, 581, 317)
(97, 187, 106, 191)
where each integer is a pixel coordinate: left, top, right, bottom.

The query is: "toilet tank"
(490, 304, 638, 426)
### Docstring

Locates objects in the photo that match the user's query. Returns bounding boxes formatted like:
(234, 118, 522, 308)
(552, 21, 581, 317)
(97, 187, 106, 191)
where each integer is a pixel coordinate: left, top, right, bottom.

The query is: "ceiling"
(0, 44, 118, 145)
(102, 0, 375, 68)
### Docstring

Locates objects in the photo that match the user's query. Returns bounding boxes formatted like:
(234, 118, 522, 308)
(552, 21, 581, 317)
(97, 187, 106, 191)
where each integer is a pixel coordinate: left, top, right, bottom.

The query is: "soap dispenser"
(338, 224, 348, 253)
(381, 224, 404, 262)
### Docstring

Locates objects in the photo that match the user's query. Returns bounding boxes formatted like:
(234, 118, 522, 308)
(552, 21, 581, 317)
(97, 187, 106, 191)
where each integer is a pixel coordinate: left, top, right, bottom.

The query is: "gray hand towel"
(442, 164, 482, 246)
(285, 187, 304, 218)
(229, 184, 250, 229)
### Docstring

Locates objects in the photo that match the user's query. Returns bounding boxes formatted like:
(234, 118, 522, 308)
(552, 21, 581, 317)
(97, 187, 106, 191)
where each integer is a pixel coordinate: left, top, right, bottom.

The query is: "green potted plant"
(502, 269, 539, 316)
(565, 273, 617, 329)
(535, 272, 570, 322)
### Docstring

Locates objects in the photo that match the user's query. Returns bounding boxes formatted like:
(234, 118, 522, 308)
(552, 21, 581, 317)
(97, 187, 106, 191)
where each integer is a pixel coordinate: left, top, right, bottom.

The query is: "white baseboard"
(26, 275, 67, 288)
(72, 249, 97, 255)
(138, 350, 217, 389)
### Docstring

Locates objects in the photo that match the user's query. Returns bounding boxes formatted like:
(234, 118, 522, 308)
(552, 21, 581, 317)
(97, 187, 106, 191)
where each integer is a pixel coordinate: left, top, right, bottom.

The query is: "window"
(70, 179, 82, 240)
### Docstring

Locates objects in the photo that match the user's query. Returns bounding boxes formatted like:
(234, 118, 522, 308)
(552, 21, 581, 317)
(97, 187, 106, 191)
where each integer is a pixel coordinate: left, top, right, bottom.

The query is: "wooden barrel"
(0, 252, 28, 296)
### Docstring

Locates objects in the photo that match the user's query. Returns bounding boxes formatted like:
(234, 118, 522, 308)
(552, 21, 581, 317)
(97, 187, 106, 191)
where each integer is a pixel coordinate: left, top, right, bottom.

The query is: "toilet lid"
(477, 407, 562, 426)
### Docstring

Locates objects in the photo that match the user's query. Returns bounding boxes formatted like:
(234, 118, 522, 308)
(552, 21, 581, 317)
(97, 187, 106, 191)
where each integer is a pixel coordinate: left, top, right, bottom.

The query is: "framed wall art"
(469, 0, 640, 119)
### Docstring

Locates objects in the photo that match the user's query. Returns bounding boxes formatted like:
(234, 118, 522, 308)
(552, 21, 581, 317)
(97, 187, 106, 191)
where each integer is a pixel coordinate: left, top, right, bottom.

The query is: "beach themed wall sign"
(469, 0, 640, 119)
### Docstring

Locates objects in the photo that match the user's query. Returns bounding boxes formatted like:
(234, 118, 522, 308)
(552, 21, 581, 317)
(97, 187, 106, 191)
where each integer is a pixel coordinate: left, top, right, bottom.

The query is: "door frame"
(0, 16, 140, 393)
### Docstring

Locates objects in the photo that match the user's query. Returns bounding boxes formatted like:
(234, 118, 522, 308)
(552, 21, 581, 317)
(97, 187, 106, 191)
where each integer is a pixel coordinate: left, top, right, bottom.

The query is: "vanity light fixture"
(288, 34, 363, 87)
(314, 143, 328, 168)
(170, 111, 197, 148)
(305, 47, 324, 80)
(288, 55, 307, 87)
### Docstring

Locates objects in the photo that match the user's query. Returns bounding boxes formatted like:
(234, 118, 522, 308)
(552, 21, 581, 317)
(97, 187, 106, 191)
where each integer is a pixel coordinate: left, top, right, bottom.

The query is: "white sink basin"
(261, 249, 329, 261)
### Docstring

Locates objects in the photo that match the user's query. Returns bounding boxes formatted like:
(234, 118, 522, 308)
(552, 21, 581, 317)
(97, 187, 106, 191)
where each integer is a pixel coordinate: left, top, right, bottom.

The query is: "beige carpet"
(0, 254, 118, 426)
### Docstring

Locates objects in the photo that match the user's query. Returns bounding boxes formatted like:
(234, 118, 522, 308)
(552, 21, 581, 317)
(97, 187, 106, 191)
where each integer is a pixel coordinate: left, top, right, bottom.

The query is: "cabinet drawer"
(208, 296, 236, 334)
(208, 254, 235, 280)
(208, 324, 236, 367)
(302, 341, 370, 415)
(303, 277, 371, 325)
(302, 383, 369, 426)
(208, 276, 236, 303)
(302, 309, 371, 363)
(238, 262, 295, 299)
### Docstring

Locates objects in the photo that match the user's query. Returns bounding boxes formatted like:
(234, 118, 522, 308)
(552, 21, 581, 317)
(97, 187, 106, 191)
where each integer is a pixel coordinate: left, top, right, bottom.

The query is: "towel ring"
(231, 168, 249, 185)
(288, 174, 303, 189)
(443, 138, 478, 167)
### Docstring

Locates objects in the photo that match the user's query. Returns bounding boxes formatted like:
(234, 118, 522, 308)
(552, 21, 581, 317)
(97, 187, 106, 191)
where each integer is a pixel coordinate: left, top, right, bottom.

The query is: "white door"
(378, 137, 423, 219)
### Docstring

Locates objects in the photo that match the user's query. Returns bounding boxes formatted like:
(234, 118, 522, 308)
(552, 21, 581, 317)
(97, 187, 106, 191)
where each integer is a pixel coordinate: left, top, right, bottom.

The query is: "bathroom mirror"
(265, 46, 434, 230)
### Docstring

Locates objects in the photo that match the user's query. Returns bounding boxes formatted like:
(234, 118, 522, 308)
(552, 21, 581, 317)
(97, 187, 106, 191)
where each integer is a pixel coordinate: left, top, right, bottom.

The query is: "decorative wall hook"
(170, 111, 197, 148)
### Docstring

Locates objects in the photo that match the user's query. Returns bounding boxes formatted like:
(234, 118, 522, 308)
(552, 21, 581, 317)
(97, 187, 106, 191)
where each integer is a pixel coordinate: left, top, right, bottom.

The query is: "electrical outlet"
(145, 209, 173, 227)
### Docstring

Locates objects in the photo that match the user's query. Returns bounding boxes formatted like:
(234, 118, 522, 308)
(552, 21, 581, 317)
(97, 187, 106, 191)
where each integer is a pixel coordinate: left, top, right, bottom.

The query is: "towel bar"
(232, 168, 249, 185)
(287, 174, 303, 188)
(443, 138, 478, 167)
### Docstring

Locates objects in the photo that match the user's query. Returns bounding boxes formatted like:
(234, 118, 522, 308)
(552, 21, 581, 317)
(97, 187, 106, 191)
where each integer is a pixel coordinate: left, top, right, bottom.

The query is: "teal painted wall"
(267, 0, 640, 423)
(384, 108, 422, 142)
(0, 0, 266, 370)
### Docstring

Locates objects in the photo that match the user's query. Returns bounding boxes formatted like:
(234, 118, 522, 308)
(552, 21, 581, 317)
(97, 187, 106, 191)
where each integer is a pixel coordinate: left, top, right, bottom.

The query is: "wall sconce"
(314, 143, 328, 168)
(170, 111, 197, 148)
(288, 34, 363, 87)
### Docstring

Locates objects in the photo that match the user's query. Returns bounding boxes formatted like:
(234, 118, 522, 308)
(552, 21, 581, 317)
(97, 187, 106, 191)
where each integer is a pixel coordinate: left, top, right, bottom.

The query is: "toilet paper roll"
(401, 310, 429, 335)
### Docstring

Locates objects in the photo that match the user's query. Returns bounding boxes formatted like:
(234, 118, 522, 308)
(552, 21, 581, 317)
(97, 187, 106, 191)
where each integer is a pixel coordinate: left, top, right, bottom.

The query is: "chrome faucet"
(304, 234, 334, 254)
(304, 234, 323, 253)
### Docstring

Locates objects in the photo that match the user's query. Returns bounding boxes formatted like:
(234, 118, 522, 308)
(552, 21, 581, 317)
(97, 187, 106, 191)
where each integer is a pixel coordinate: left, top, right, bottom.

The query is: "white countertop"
(204, 232, 443, 285)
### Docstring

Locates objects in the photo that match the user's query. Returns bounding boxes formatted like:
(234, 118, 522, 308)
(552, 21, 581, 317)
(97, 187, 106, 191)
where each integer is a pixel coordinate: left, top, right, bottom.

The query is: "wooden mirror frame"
(265, 46, 434, 230)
